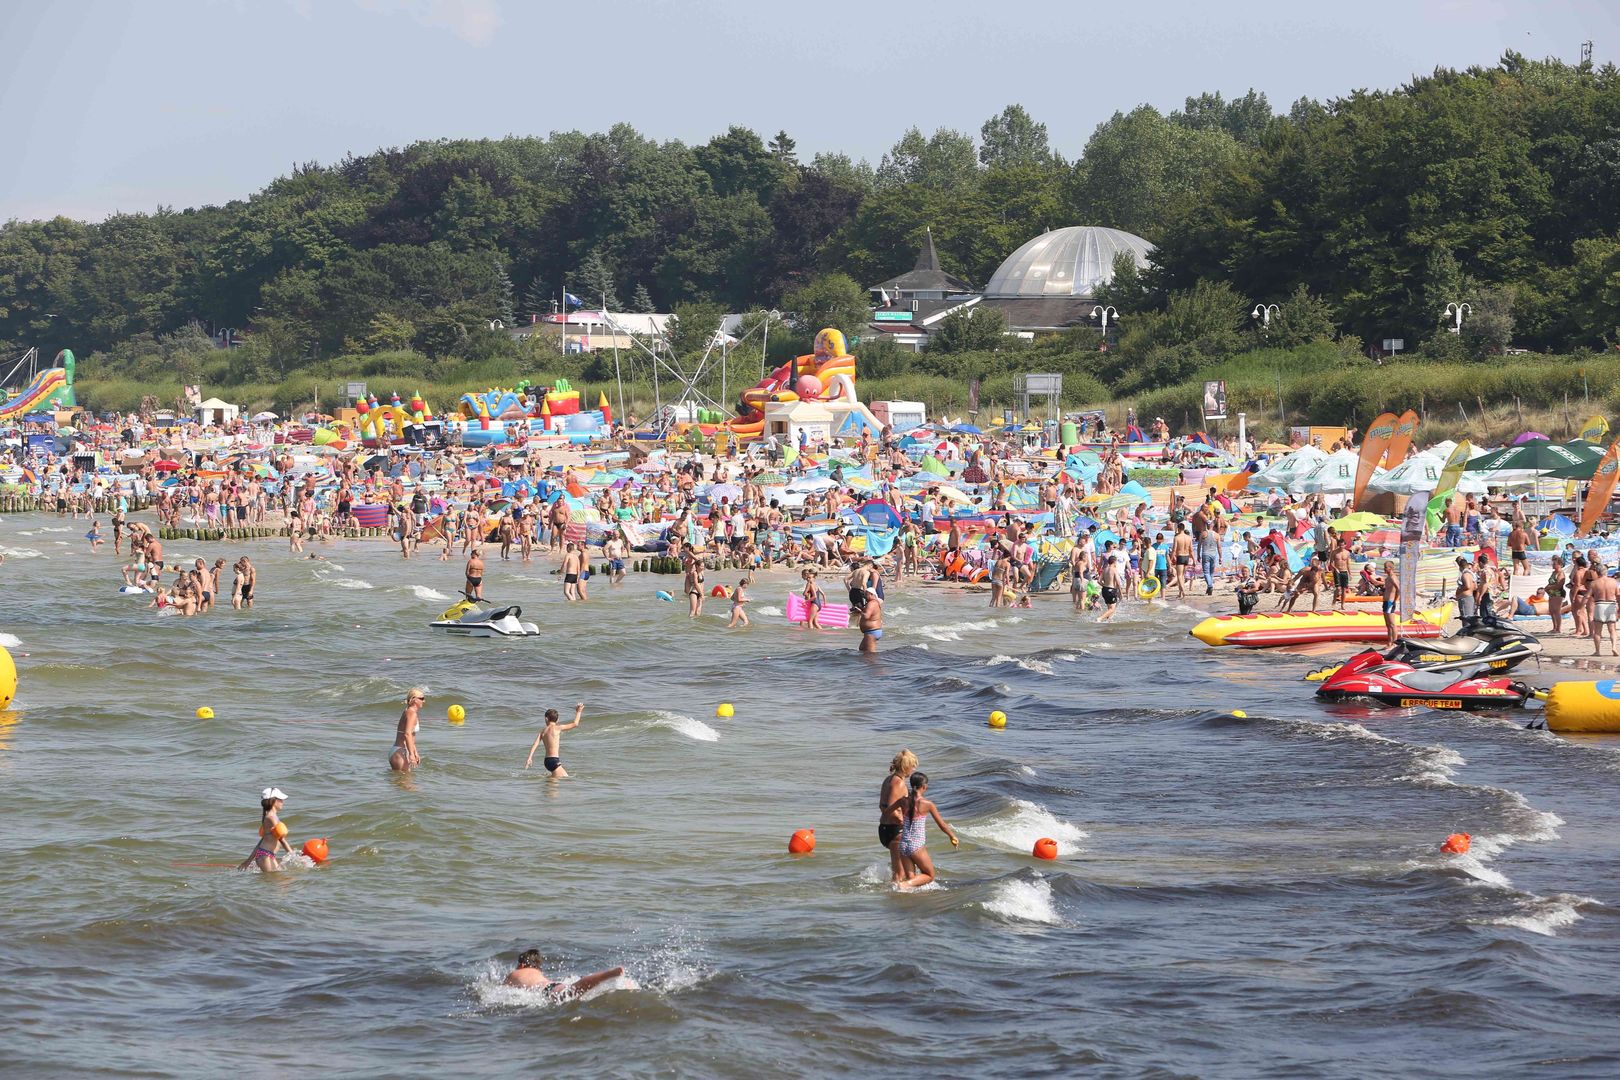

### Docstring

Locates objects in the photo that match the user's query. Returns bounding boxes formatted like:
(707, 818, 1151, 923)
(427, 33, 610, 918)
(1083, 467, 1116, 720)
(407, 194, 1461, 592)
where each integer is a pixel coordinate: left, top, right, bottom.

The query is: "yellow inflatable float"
(0, 645, 15, 709)
(1543, 681, 1620, 733)
(1189, 604, 1454, 648)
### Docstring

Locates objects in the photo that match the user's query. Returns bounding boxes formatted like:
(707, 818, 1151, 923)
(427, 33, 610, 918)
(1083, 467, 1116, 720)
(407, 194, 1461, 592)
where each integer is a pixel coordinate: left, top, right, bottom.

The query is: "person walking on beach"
(895, 773, 958, 890)
(238, 787, 293, 871)
(1169, 523, 1193, 599)
(525, 703, 584, 777)
(1546, 556, 1566, 635)
(1381, 560, 1401, 645)
(880, 750, 918, 884)
(1591, 564, 1619, 656)
(390, 688, 425, 771)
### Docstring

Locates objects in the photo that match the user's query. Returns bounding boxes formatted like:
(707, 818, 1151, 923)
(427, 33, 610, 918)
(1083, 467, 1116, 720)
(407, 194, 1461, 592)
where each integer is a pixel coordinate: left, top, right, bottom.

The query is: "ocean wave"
(0, 633, 20, 648)
(0, 547, 45, 559)
(985, 654, 1055, 676)
(978, 877, 1062, 925)
(641, 710, 720, 742)
(959, 798, 1087, 854)
(1489, 892, 1598, 937)
(331, 578, 375, 590)
(410, 586, 452, 602)
(753, 606, 783, 618)
(914, 616, 1020, 642)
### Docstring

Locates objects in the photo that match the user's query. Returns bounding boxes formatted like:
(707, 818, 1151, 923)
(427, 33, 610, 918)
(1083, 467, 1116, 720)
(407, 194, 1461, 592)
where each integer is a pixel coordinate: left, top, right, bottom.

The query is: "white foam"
(914, 616, 1020, 642)
(0, 633, 20, 648)
(979, 878, 1062, 925)
(39, 526, 71, 533)
(986, 654, 1055, 676)
(959, 798, 1087, 853)
(0, 547, 45, 559)
(753, 606, 783, 617)
(331, 578, 375, 590)
(643, 710, 720, 742)
(1491, 893, 1594, 936)
(411, 585, 452, 601)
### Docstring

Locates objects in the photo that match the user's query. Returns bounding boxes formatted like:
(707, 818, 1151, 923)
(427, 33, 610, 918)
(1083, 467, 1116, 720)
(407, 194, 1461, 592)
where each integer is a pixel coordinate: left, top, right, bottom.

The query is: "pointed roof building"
(868, 229, 975, 302)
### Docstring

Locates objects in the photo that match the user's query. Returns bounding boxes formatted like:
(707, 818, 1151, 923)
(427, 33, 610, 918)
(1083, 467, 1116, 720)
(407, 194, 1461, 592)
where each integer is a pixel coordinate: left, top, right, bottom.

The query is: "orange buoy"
(302, 838, 330, 864)
(788, 828, 816, 854)
(1440, 832, 1471, 854)
(1032, 837, 1058, 860)
(710, 584, 729, 598)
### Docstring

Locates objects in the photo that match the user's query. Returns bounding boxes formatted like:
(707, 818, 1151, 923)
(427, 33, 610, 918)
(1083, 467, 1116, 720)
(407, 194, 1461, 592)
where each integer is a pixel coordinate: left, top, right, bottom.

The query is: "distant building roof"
(983, 226, 1153, 299)
(978, 296, 1101, 332)
(870, 229, 974, 295)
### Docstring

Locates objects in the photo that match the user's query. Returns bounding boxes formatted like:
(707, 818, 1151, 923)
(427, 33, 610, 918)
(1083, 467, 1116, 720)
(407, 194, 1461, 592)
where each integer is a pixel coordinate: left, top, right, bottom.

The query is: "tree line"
(0, 50, 1616, 393)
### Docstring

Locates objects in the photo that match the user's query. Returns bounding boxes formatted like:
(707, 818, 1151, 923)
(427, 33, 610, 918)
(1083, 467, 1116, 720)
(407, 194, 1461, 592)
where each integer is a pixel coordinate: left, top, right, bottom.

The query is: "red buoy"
(302, 838, 330, 864)
(1440, 832, 1471, 854)
(788, 829, 816, 854)
(1032, 837, 1058, 860)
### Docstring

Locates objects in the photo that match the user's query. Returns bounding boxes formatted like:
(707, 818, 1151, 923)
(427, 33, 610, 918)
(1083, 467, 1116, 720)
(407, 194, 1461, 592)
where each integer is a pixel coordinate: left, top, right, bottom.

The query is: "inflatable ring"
(1138, 576, 1161, 600)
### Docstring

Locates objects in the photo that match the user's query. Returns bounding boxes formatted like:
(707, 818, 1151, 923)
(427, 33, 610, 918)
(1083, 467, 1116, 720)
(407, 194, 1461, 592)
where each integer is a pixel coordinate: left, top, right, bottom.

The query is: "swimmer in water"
(525, 702, 584, 777)
(238, 787, 293, 871)
(504, 949, 626, 999)
(727, 577, 750, 628)
(895, 772, 958, 890)
(390, 688, 424, 771)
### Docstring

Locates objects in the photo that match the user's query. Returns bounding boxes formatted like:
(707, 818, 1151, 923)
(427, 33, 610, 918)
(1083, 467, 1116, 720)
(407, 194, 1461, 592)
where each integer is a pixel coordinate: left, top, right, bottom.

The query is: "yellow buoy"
(716, 703, 735, 718)
(988, 710, 1007, 729)
(1231, 709, 1247, 718)
(195, 706, 214, 720)
(1544, 680, 1620, 733)
(447, 704, 466, 724)
(0, 646, 17, 710)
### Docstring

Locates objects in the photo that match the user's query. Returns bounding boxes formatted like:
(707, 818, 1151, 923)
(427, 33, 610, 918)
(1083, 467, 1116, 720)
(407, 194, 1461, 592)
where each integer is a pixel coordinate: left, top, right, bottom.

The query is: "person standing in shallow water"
(880, 750, 918, 884)
(391, 688, 424, 771)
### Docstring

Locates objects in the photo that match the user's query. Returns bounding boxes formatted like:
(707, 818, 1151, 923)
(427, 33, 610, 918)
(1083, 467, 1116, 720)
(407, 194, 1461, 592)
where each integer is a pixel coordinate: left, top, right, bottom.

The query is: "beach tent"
(194, 398, 239, 426)
(1295, 448, 1371, 494)
(1250, 444, 1327, 489)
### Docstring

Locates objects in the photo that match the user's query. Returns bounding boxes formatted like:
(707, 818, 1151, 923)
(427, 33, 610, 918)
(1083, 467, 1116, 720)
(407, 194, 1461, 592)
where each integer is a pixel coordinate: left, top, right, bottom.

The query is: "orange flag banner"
(1578, 437, 1620, 537)
(1353, 411, 1399, 508)
(1383, 409, 1420, 470)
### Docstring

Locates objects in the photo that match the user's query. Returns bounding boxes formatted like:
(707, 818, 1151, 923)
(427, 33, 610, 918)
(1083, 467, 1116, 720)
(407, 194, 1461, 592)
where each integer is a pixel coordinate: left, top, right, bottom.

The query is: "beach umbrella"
(1466, 439, 1602, 475)
(934, 486, 972, 504)
(1250, 444, 1327, 488)
(152, 459, 182, 472)
(1327, 511, 1387, 532)
(251, 411, 279, 422)
(703, 482, 743, 503)
(1294, 448, 1367, 494)
(1512, 430, 1548, 445)
(949, 423, 983, 435)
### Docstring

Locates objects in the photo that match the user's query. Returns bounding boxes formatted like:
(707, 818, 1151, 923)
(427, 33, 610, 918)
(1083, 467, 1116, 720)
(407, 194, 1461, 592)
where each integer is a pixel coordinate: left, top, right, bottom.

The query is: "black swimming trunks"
(879, 823, 901, 848)
(1100, 586, 1120, 605)
(564, 573, 579, 584)
(543, 756, 561, 773)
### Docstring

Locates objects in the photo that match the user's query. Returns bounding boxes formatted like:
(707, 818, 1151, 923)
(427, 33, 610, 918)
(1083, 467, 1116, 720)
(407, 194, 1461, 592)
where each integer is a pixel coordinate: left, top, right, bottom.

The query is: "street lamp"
(1444, 302, 1471, 334)
(1251, 303, 1280, 330)
(1091, 306, 1119, 352)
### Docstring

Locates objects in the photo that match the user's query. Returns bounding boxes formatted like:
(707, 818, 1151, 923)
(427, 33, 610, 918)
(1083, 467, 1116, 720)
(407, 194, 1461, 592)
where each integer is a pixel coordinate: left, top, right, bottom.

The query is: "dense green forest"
(0, 51, 1617, 424)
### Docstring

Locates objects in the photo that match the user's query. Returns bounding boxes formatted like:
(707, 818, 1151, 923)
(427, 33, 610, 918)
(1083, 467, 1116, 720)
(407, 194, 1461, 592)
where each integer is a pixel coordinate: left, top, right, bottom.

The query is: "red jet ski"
(1315, 657, 1532, 710)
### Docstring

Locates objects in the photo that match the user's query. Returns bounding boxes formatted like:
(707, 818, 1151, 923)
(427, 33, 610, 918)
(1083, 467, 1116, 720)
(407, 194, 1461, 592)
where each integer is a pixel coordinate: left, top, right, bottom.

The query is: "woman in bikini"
(390, 688, 425, 771)
(238, 788, 293, 871)
(801, 568, 825, 629)
(880, 750, 918, 884)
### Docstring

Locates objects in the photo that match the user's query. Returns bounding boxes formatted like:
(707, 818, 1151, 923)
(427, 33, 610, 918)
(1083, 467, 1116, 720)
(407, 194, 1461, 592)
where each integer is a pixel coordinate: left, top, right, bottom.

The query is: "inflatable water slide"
(0, 350, 77, 421)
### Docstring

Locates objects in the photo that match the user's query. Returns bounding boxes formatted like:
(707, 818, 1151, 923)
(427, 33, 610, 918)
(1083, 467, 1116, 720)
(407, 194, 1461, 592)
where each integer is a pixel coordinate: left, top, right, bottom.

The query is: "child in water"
(801, 568, 825, 629)
(727, 578, 751, 628)
(239, 787, 294, 871)
(86, 520, 103, 551)
(896, 773, 958, 890)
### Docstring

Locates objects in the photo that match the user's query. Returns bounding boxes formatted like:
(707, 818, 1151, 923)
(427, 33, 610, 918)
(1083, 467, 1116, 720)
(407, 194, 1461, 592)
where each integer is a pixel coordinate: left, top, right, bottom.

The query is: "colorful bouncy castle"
(355, 390, 434, 447)
(725, 329, 865, 443)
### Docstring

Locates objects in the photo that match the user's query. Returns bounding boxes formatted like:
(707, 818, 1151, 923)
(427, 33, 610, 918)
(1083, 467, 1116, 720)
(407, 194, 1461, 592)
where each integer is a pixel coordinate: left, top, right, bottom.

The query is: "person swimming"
(504, 948, 627, 1000)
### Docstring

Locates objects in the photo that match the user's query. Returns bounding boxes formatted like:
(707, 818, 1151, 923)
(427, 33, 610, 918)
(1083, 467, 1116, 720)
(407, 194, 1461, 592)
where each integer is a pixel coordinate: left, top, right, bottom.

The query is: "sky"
(1, 0, 1616, 222)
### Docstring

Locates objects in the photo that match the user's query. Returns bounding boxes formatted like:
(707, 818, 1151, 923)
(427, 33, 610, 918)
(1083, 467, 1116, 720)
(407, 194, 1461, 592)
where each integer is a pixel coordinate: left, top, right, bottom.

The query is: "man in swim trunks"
(505, 949, 624, 999)
(1381, 559, 1401, 645)
(1329, 538, 1353, 610)
(1590, 565, 1619, 656)
(1099, 554, 1124, 622)
(561, 542, 589, 602)
(1508, 523, 1531, 577)
(465, 547, 485, 601)
(525, 702, 585, 776)
(858, 586, 884, 653)
(235, 557, 256, 609)
(1169, 523, 1193, 600)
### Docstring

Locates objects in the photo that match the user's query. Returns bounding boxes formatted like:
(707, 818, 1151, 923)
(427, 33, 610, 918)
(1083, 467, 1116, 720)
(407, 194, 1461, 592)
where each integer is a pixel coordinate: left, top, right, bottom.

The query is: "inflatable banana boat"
(1189, 604, 1455, 648)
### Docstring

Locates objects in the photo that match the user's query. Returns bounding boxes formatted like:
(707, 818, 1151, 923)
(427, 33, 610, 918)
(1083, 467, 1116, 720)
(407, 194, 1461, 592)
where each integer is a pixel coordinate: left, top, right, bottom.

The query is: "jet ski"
(1305, 621, 1541, 682)
(1315, 659, 1532, 710)
(429, 600, 540, 637)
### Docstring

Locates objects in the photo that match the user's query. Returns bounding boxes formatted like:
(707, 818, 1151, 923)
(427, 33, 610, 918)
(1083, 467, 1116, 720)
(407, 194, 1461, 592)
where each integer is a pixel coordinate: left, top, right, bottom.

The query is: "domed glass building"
(979, 225, 1154, 331)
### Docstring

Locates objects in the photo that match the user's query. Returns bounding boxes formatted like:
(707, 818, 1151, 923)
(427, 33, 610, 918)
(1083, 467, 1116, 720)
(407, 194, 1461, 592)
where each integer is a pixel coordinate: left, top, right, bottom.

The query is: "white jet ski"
(429, 600, 540, 638)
